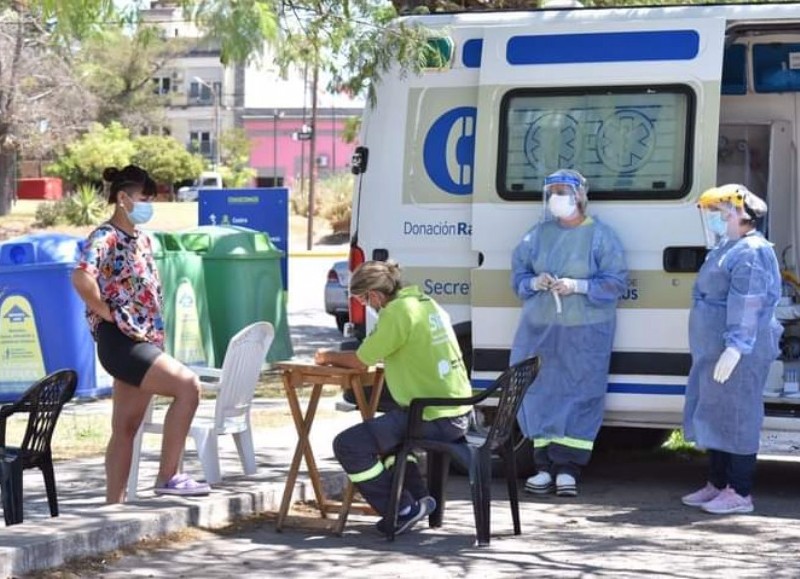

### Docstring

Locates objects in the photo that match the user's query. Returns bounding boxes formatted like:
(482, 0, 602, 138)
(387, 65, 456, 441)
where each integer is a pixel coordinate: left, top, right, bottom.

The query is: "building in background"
(142, 0, 363, 188)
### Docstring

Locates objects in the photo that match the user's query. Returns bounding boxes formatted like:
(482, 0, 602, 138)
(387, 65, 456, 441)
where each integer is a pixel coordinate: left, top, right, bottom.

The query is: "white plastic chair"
(126, 321, 275, 499)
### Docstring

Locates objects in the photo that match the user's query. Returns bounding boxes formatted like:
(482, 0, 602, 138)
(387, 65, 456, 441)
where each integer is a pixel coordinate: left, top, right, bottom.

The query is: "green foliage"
(292, 172, 354, 232)
(290, 184, 313, 217)
(340, 116, 362, 144)
(219, 128, 256, 187)
(132, 135, 206, 189)
(318, 173, 354, 233)
(662, 430, 702, 456)
(77, 27, 190, 131)
(187, 0, 280, 65)
(33, 200, 65, 227)
(46, 123, 136, 186)
(63, 184, 109, 226)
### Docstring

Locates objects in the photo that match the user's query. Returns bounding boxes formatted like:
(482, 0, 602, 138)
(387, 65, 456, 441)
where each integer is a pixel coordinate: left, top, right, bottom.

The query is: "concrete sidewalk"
(0, 397, 363, 578)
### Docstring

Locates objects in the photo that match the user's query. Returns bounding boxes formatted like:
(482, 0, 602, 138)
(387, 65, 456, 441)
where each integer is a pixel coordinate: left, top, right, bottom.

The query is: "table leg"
(301, 383, 328, 517)
(333, 481, 356, 536)
(276, 377, 324, 531)
(367, 372, 385, 420)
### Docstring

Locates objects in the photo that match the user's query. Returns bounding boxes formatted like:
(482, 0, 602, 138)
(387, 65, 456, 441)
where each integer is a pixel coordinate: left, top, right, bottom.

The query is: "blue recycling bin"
(0, 232, 110, 401)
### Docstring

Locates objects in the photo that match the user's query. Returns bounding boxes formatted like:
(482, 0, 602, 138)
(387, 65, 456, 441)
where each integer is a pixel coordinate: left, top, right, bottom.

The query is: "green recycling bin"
(147, 231, 215, 367)
(180, 225, 293, 365)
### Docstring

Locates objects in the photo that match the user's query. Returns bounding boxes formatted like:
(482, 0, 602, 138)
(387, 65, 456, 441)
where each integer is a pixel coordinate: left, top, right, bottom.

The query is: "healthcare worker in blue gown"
(681, 184, 782, 515)
(510, 169, 628, 497)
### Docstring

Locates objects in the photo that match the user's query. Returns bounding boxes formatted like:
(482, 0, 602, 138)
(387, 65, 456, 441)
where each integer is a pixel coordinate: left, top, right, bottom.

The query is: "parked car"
(176, 171, 223, 202)
(324, 260, 350, 333)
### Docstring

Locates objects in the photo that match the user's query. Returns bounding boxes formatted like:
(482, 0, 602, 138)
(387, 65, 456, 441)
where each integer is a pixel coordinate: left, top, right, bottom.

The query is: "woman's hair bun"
(102, 167, 120, 182)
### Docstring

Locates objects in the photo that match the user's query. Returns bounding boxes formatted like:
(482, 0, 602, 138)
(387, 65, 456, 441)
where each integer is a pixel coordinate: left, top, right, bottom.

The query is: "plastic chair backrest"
(3, 369, 78, 455)
(214, 322, 275, 430)
(484, 357, 538, 453)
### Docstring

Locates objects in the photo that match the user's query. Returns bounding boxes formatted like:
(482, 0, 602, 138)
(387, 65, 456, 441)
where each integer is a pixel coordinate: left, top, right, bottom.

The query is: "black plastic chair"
(0, 369, 78, 526)
(385, 357, 539, 546)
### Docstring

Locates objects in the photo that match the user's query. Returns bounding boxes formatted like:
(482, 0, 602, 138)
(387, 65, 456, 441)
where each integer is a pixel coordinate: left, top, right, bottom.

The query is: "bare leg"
(106, 379, 152, 504)
(139, 353, 201, 486)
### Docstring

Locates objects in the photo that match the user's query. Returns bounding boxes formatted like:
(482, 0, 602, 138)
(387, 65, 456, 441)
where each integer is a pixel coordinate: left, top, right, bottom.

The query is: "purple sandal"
(153, 473, 211, 496)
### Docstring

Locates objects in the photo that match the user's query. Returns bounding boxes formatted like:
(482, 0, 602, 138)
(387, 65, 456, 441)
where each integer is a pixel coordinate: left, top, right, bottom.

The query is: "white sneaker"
(525, 471, 553, 494)
(556, 473, 578, 497)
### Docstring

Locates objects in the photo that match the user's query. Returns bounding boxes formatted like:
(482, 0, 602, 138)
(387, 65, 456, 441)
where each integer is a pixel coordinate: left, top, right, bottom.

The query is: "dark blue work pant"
(708, 449, 757, 496)
(333, 409, 469, 516)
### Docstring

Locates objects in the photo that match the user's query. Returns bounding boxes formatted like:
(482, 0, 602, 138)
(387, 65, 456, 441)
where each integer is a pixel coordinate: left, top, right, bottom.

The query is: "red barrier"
(16, 178, 63, 200)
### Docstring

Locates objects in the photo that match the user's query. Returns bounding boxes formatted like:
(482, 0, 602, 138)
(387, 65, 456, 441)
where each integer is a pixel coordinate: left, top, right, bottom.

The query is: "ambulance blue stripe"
(463, 38, 483, 68)
(506, 30, 699, 65)
(471, 379, 685, 395)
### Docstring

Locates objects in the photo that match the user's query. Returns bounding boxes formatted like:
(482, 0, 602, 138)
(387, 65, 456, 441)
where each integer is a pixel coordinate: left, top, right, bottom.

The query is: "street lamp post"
(194, 76, 221, 169)
(272, 109, 284, 187)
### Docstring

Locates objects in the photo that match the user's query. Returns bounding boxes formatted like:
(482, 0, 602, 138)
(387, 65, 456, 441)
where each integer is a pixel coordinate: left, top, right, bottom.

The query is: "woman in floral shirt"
(73, 165, 209, 502)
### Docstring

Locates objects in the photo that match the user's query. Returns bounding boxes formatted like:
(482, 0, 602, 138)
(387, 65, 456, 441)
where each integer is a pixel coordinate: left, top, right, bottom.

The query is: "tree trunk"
(0, 149, 15, 217)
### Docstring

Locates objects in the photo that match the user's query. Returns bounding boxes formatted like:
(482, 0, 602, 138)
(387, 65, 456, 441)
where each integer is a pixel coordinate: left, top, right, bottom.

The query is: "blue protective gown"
(510, 217, 628, 450)
(683, 231, 782, 455)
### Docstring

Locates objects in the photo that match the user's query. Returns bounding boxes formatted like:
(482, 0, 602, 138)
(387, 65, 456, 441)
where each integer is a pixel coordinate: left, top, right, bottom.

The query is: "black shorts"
(96, 321, 162, 387)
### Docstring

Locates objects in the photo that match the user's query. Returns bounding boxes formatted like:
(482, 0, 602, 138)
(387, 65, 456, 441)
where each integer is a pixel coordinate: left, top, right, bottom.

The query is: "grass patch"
(661, 429, 703, 457)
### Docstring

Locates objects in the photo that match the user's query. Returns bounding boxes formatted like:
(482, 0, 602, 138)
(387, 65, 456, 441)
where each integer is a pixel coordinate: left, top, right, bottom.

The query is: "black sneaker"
(395, 496, 437, 536)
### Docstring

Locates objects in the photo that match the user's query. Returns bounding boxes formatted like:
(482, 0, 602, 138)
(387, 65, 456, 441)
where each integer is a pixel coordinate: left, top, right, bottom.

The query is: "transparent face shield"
(543, 181, 581, 221)
(699, 202, 745, 247)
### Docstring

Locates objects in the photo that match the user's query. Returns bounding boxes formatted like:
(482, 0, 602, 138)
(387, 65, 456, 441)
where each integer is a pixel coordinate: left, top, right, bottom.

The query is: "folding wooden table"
(274, 361, 384, 534)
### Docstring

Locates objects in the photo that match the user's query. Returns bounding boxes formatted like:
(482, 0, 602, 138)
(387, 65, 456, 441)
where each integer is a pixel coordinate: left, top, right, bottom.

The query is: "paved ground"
(47, 449, 800, 579)
(6, 250, 800, 577)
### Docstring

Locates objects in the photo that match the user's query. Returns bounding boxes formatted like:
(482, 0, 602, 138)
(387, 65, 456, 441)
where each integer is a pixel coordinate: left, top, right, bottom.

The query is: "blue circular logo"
(423, 107, 477, 196)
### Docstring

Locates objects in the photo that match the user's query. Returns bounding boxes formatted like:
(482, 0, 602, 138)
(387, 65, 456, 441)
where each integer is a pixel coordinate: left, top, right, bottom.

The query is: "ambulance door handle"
(662, 246, 707, 273)
(372, 248, 389, 261)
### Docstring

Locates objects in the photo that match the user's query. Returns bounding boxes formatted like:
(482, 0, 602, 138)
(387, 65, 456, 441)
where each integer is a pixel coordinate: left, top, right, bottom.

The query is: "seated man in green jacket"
(316, 260, 472, 536)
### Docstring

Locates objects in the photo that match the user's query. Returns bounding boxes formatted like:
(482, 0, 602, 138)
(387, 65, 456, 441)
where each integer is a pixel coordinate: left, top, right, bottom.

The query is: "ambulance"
(346, 2, 800, 463)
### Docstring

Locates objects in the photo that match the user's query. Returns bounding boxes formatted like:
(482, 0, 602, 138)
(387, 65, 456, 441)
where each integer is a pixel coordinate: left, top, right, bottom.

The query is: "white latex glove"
(713, 347, 742, 384)
(551, 277, 589, 296)
(530, 273, 556, 291)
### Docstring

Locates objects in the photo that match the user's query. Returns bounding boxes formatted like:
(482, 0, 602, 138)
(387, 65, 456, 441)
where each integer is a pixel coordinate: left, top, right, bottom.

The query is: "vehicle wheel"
(335, 314, 348, 333)
(593, 426, 673, 453)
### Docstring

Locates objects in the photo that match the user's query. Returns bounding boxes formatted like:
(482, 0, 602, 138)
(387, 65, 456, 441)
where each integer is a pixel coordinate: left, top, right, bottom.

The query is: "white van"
(348, 2, 800, 459)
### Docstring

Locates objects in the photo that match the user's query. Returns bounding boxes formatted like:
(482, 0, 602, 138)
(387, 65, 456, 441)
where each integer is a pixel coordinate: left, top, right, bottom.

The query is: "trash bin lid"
(0, 232, 83, 266)
(180, 225, 283, 259)
(144, 231, 183, 257)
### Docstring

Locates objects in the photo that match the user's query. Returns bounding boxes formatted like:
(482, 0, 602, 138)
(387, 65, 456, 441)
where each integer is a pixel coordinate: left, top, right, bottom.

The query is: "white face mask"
(548, 195, 577, 219)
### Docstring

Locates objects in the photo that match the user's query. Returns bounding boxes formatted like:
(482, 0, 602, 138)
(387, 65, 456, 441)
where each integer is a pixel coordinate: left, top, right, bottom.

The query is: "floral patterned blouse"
(76, 223, 165, 348)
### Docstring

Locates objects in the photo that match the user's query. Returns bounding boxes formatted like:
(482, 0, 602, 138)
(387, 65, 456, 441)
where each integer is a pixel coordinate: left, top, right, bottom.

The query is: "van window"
(497, 85, 695, 201)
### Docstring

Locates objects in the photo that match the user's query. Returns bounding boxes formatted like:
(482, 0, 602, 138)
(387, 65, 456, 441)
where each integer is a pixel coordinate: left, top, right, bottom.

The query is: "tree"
(45, 122, 136, 186)
(77, 27, 192, 133)
(0, 2, 102, 216)
(218, 128, 256, 188)
(132, 134, 206, 197)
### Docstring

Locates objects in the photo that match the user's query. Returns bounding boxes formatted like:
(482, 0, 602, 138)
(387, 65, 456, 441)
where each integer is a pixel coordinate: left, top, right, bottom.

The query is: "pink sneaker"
(681, 482, 722, 507)
(701, 487, 753, 514)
